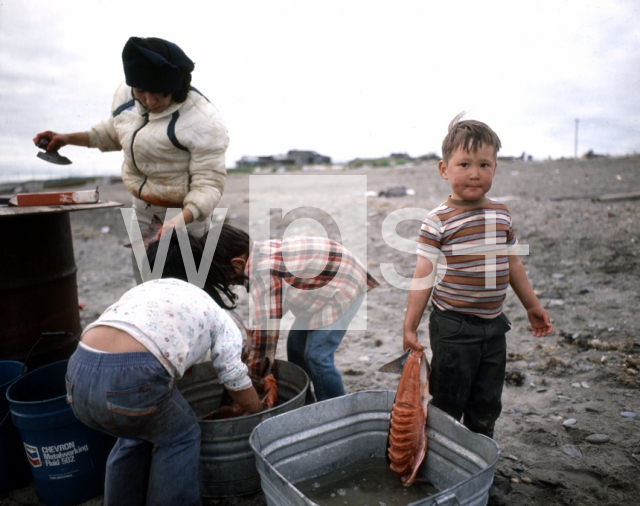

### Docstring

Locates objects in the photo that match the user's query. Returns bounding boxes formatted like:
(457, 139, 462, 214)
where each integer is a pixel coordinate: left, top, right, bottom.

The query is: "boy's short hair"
(441, 112, 502, 163)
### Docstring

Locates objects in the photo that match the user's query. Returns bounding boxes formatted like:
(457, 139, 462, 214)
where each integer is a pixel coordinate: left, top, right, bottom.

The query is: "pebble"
(563, 418, 577, 426)
(510, 477, 520, 484)
(620, 411, 638, 419)
(521, 476, 533, 484)
(585, 434, 610, 444)
(624, 393, 633, 397)
(536, 388, 547, 393)
(571, 382, 581, 388)
(563, 445, 583, 458)
(505, 454, 519, 461)
(557, 395, 572, 401)
(581, 382, 590, 389)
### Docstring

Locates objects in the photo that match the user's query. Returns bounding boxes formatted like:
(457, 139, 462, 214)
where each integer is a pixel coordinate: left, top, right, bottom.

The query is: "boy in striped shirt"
(403, 113, 553, 438)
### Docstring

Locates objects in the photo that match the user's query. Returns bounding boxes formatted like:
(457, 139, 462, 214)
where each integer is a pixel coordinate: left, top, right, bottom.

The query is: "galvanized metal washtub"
(177, 359, 309, 498)
(250, 390, 500, 506)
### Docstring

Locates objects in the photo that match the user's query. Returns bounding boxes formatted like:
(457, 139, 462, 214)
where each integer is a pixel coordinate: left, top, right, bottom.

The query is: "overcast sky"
(1, 0, 639, 181)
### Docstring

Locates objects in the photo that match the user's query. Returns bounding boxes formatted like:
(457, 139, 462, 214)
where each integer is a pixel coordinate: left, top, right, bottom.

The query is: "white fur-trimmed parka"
(87, 82, 228, 221)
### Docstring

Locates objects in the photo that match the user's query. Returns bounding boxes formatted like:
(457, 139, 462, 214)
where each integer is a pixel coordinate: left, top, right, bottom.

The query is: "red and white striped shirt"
(418, 196, 518, 318)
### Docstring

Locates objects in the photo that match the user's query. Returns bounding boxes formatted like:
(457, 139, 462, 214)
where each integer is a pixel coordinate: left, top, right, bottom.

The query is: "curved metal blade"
(37, 151, 72, 165)
(378, 350, 411, 374)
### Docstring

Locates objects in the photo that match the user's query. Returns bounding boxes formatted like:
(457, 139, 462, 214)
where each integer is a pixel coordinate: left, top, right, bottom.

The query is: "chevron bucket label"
(24, 443, 42, 467)
(22, 437, 94, 481)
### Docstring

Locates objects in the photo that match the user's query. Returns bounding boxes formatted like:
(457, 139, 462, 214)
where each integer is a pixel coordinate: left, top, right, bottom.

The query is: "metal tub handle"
(434, 492, 461, 505)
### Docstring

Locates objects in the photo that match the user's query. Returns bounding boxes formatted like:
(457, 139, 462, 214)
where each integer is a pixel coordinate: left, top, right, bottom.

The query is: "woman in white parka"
(34, 37, 229, 282)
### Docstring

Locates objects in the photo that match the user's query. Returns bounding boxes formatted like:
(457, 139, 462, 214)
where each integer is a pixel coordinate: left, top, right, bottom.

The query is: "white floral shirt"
(83, 278, 251, 390)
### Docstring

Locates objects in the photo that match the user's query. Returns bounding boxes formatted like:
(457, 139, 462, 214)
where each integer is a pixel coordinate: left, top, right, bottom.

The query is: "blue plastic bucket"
(0, 360, 31, 494)
(6, 359, 116, 506)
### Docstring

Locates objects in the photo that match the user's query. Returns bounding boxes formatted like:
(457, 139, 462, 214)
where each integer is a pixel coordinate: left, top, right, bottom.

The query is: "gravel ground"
(2, 155, 639, 505)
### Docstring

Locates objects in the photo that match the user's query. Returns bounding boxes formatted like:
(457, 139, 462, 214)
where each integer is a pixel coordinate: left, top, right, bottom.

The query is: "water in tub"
(295, 457, 438, 505)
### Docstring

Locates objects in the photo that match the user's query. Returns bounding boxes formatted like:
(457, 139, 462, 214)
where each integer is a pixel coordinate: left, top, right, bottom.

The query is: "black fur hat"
(122, 37, 194, 93)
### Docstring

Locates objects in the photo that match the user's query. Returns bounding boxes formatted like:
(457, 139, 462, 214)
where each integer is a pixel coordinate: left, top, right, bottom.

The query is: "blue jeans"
(65, 346, 201, 506)
(287, 294, 365, 404)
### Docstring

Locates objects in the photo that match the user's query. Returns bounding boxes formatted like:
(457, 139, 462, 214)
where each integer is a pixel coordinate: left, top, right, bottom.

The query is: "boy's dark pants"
(428, 306, 511, 439)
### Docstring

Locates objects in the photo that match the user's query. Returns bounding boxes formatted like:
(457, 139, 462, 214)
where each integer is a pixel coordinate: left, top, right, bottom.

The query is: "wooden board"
(0, 200, 123, 216)
(9, 189, 99, 207)
(594, 191, 640, 202)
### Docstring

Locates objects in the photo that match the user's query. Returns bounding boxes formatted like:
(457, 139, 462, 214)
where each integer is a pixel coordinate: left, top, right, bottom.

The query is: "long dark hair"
(146, 224, 251, 309)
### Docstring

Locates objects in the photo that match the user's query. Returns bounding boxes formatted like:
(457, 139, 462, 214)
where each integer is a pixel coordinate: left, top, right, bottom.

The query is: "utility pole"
(574, 118, 579, 158)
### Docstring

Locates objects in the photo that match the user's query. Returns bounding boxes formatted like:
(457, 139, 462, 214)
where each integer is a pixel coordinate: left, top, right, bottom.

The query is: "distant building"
(286, 150, 331, 165)
(235, 156, 259, 167)
(235, 149, 331, 168)
(584, 149, 608, 159)
(236, 156, 273, 168)
(273, 154, 295, 165)
(415, 153, 440, 162)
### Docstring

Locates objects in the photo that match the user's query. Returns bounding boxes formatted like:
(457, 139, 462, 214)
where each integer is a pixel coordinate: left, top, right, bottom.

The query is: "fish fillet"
(388, 349, 430, 486)
(124, 214, 164, 249)
(201, 374, 278, 420)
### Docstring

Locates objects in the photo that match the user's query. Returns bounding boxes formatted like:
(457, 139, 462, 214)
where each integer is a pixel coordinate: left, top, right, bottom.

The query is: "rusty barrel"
(0, 212, 81, 368)
(177, 359, 309, 498)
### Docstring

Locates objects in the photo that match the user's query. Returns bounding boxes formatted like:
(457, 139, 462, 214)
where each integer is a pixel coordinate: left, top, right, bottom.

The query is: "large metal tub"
(249, 390, 500, 506)
(177, 359, 309, 498)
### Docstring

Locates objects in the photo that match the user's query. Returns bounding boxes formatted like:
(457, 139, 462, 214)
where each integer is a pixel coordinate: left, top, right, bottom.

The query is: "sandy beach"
(2, 155, 640, 505)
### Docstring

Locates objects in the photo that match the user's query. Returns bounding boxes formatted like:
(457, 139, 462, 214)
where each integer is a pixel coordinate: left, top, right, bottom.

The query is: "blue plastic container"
(0, 360, 31, 494)
(6, 359, 115, 506)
